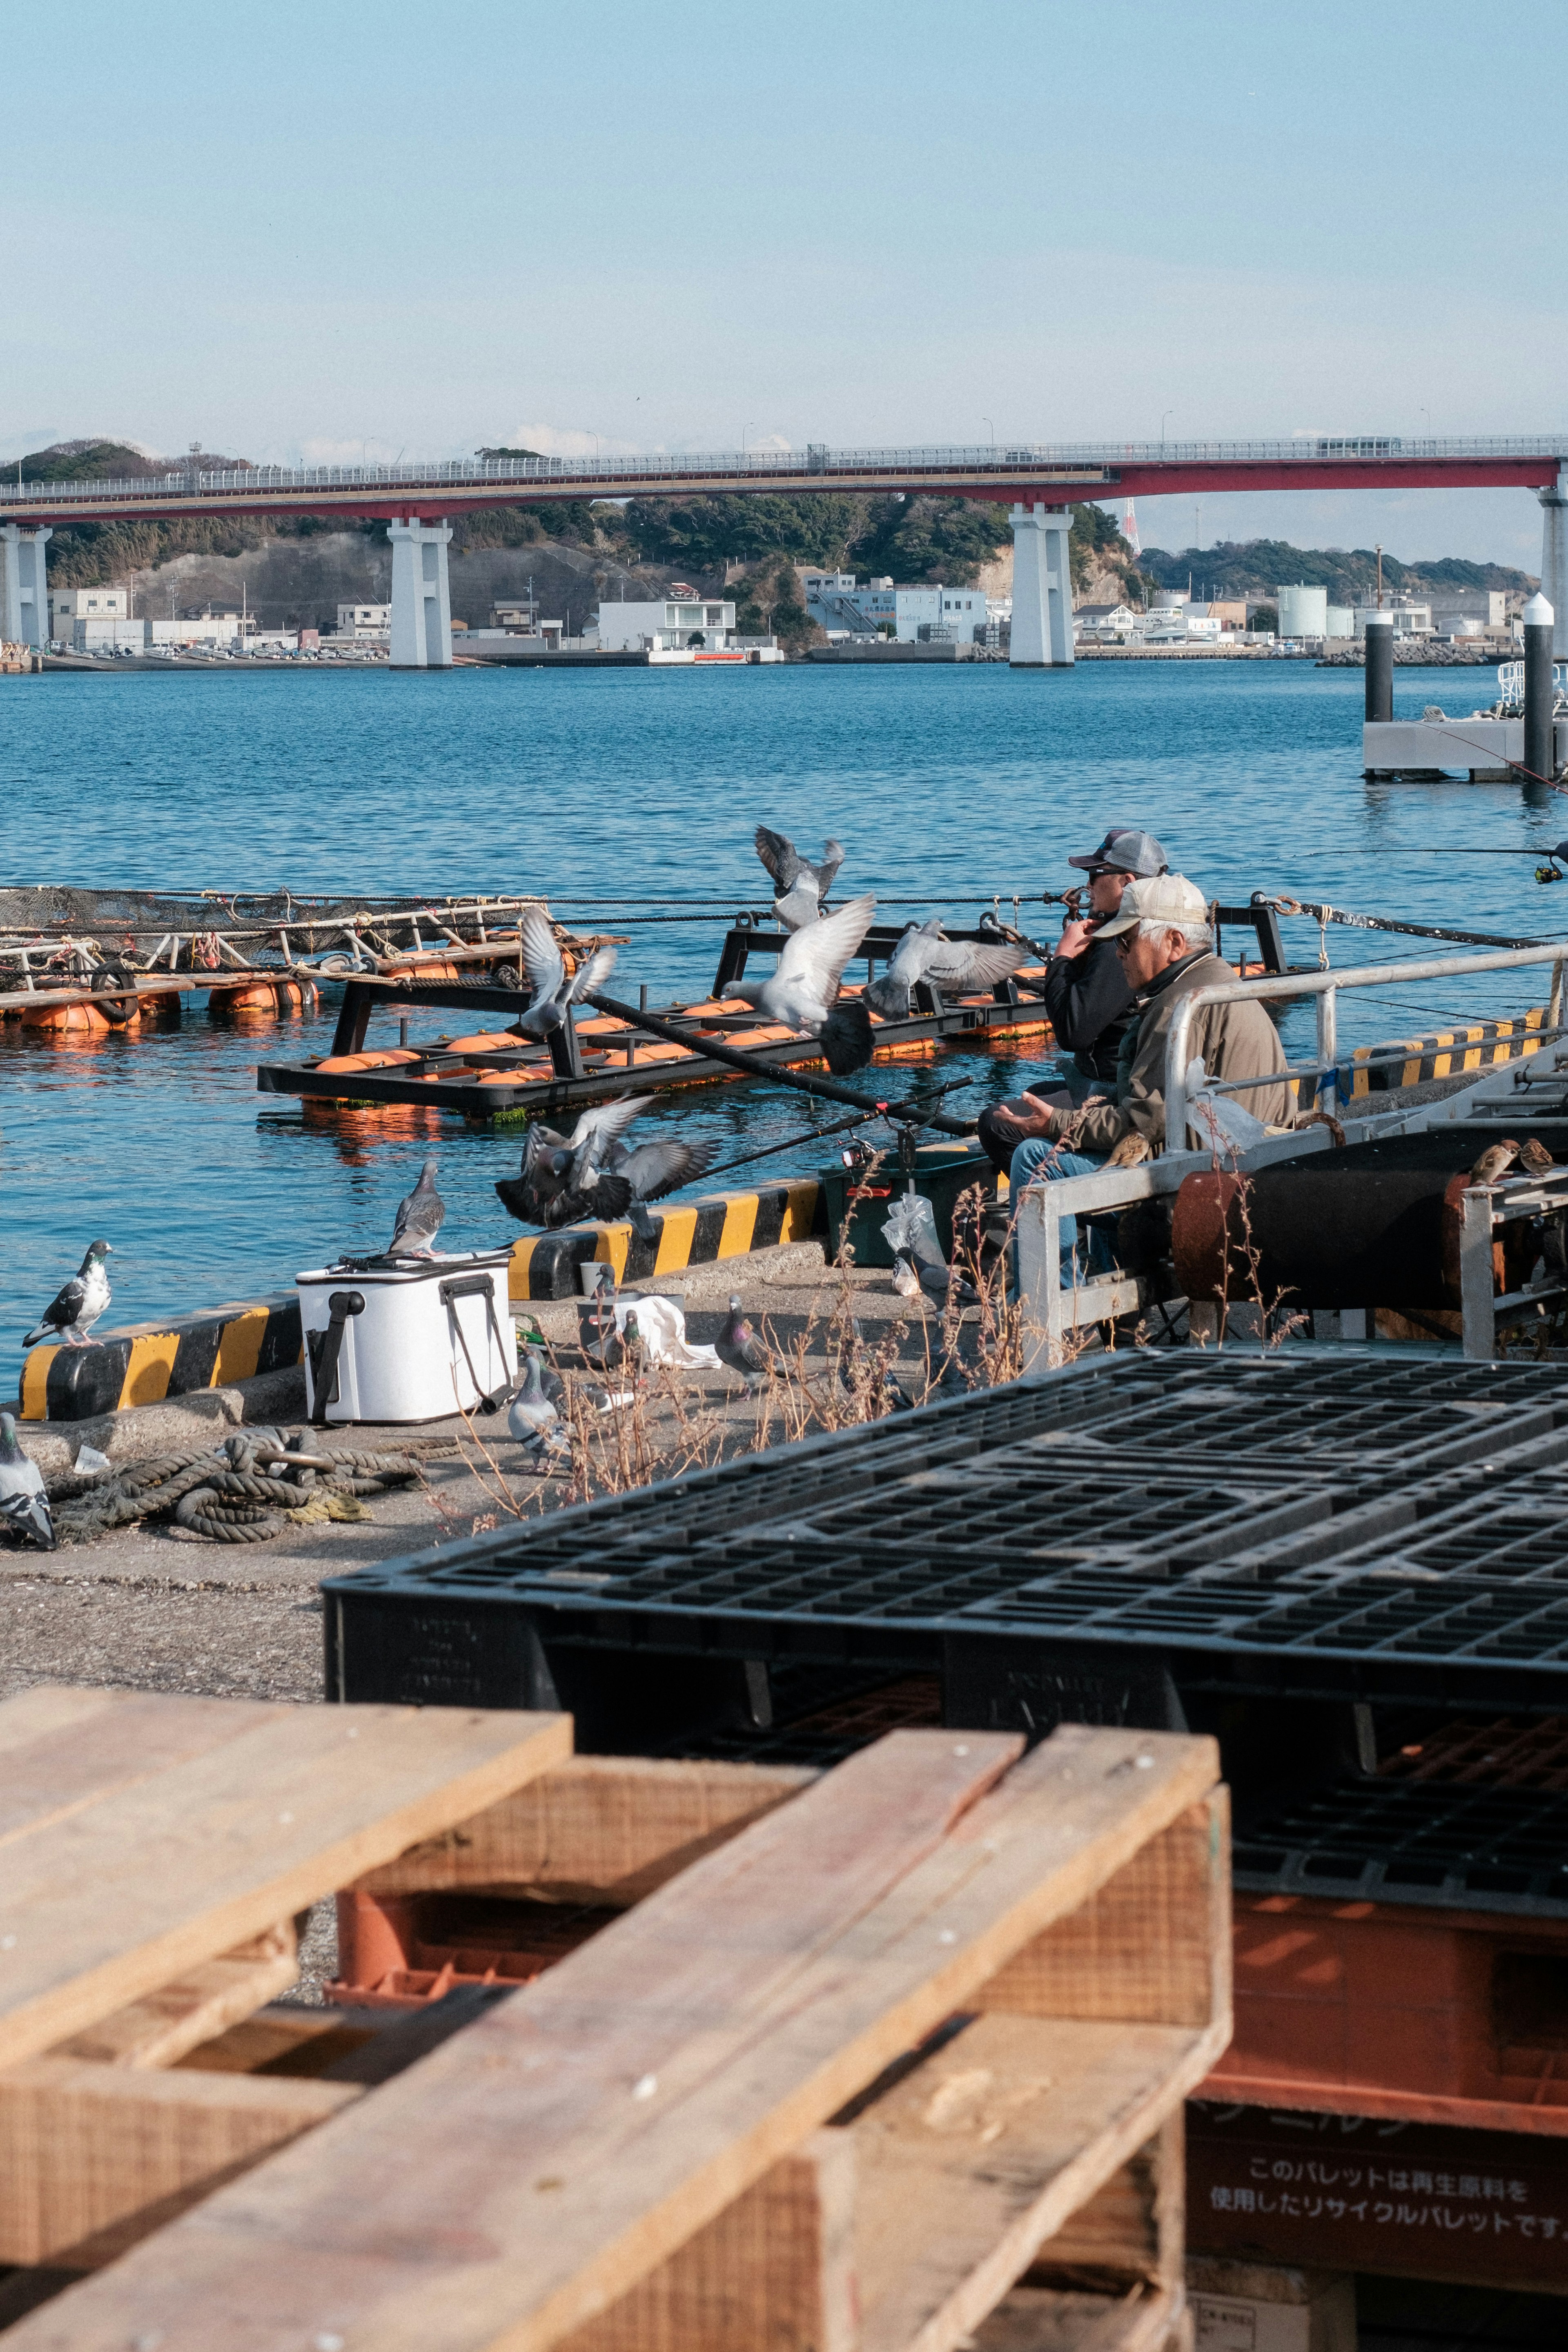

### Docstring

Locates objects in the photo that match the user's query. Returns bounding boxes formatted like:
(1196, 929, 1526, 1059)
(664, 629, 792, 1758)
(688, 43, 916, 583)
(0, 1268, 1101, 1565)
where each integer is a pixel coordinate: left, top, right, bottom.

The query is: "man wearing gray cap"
(979, 825, 1169, 1177)
(1006, 872, 1294, 1272)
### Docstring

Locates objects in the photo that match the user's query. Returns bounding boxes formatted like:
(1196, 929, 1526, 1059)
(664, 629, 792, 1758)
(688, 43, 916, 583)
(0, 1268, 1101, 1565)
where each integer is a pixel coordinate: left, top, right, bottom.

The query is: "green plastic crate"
(820, 1139, 995, 1269)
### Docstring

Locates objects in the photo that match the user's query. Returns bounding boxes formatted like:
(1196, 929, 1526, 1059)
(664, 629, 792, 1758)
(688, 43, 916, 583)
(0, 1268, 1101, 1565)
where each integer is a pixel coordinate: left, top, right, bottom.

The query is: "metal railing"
(5, 433, 1566, 510)
(1163, 941, 1568, 1150)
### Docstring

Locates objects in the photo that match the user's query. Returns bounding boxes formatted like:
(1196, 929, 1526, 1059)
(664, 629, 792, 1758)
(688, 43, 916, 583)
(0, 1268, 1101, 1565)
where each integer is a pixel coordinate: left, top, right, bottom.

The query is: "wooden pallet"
(0, 1696, 1229, 2352)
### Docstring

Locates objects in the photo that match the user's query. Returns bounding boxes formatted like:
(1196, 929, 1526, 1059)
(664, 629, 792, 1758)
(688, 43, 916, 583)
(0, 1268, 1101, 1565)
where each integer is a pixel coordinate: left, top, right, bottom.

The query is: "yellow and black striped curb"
(508, 1178, 826, 1300)
(21, 1295, 302, 1424)
(1291, 1004, 1553, 1107)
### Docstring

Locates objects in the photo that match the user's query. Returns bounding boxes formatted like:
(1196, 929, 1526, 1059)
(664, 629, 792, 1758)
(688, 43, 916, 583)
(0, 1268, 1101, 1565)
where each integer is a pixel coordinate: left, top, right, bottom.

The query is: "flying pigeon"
(722, 892, 879, 1075)
(388, 1158, 445, 1257)
(1469, 1139, 1520, 1189)
(514, 908, 618, 1040)
(864, 919, 1029, 1019)
(0, 1413, 53, 1549)
(23, 1240, 112, 1349)
(753, 826, 845, 931)
(715, 1295, 773, 1392)
(496, 1098, 718, 1233)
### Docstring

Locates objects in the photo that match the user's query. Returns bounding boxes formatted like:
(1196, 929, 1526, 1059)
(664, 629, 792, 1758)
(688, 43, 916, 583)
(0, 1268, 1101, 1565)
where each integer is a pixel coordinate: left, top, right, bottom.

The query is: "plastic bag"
(881, 1191, 945, 1267)
(1184, 1056, 1268, 1156)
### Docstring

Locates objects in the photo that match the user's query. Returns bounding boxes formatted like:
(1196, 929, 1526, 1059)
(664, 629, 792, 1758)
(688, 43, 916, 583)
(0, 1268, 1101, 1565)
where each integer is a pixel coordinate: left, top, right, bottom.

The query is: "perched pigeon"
(388, 1158, 445, 1257)
(508, 1347, 572, 1467)
(893, 1246, 978, 1311)
(514, 908, 618, 1040)
(23, 1240, 112, 1349)
(715, 1295, 773, 1392)
(723, 892, 878, 1076)
(753, 826, 845, 931)
(864, 919, 1028, 1020)
(0, 1414, 53, 1549)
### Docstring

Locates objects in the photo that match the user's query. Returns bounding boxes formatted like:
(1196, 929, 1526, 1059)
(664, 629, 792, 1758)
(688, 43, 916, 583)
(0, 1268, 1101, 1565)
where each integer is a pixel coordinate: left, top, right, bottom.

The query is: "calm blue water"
(3, 658, 1564, 1390)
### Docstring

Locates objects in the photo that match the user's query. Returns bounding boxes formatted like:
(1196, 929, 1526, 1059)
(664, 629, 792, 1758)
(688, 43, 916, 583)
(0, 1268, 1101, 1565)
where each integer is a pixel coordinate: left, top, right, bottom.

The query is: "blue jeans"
(1010, 1139, 1114, 1278)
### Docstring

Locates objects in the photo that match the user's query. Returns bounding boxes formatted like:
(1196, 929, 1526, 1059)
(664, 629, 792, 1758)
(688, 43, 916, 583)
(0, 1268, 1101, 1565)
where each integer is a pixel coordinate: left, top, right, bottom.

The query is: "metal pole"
(1315, 985, 1339, 1113)
(1524, 591, 1556, 783)
(1459, 1188, 1497, 1360)
(1364, 611, 1394, 727)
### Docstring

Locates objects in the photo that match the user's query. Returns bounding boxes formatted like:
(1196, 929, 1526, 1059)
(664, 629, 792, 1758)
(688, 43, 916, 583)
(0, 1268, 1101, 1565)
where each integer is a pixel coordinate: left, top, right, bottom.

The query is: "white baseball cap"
(1095, 873, 1210, 939)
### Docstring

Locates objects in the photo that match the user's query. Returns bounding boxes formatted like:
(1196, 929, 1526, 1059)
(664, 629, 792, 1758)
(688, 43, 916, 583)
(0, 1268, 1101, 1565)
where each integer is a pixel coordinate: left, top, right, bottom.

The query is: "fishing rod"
(1261, 896, 1557, 953)
(698, 1081, 974, 1182)
(584, 989, 979, 1135)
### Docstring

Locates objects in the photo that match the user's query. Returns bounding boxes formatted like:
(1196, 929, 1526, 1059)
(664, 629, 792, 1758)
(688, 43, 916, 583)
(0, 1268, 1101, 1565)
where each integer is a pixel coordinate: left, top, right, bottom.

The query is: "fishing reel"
(1535, 841, 1568, 885)
(1039, 887, 1086, 913)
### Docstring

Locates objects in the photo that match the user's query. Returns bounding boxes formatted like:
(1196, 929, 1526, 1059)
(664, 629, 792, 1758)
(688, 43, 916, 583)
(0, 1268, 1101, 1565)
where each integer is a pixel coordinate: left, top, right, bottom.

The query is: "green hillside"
(1137, 535, 1533, 604)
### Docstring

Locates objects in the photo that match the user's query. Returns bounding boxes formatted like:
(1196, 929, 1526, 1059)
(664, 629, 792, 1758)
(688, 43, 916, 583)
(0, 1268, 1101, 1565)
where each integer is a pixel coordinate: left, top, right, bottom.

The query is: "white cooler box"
(297, 1248, 517, 1424)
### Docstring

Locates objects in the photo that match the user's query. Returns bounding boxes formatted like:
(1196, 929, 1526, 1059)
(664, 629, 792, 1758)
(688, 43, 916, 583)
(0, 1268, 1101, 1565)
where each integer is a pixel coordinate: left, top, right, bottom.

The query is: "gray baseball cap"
(1067, 827, 1169, 878)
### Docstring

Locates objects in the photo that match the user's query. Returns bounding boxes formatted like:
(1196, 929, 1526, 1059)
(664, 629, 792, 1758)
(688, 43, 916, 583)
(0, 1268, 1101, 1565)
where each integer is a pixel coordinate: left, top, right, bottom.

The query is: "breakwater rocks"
(1318, 644, 1506, 669)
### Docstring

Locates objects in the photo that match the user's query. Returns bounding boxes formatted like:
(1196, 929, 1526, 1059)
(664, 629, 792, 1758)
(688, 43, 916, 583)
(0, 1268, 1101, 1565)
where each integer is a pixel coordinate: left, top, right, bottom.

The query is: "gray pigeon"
(865, 919, 1029, 1019)
(723, 892, 878, 1075)
(753, 826, 845, 931)
(388, 1158, 445, 1257)
(497, 1097, 718, 1233)
(0, 1413, 53, 1549)
(514, 908, 618, 1040)
(894, 1245, 979, 1311)
(508, 1347, 572, 1467)
(715, 1295, 773, 1392)
(23, 1240, 113, 1349)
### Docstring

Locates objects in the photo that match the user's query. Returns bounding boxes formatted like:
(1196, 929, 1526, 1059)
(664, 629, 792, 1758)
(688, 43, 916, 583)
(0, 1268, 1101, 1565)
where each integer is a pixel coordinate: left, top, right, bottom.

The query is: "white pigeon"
(722, 892, 878, 1074)
(514, 908, 618, 1039)
(865, 919, 1029, 1019)
(23, 1240, 113, 1349)
(0, 1413, 53, 1549)
(753, 826, 846, 931)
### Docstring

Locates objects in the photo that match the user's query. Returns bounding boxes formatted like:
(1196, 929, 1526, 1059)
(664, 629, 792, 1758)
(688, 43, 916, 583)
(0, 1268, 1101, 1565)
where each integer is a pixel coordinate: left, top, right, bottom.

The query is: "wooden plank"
(1030, 2115, 1184, 2291)
(851, 2016, 1206, 2352)
(51, 1925, 300, 2069)
(6, 1726, 1219, 2352)
(560, 2132, 856, 2352)
(357, 1757, 818, 1905)
(0, 1690, 264, 1850)
(970, 2282, 1185, 2352)
(0, 2057, 359, 2267)
(976, 1793, 1230, 2032)
(0, 1700, 572, 2067)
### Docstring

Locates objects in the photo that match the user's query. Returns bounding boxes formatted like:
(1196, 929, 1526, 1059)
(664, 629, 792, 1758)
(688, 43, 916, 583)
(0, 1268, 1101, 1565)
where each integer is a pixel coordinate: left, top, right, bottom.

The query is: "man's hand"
(1053, 916, 1100, 962)
(987, 1094, 1056, 1147)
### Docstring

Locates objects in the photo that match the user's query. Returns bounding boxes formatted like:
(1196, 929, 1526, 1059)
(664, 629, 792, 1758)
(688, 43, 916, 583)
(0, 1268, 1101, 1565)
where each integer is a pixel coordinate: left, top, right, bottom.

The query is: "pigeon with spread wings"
(753, 825, 846, 930)
(723, 891, 878, 1074)
(513, 907, 618, 1040)
(864, 918, 1029, 1019)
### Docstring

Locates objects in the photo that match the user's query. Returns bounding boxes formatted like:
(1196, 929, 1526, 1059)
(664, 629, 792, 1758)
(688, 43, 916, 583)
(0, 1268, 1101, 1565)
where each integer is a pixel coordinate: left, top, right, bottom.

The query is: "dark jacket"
(1040, 935, 1134, 1081)
(1048, 949, 1294, 1155)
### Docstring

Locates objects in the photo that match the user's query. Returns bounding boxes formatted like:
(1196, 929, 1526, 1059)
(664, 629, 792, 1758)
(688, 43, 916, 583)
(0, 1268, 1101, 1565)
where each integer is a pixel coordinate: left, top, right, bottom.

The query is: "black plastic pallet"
(1233, 1772, 1568, 1917)
(325, 1355, 1568, 1739)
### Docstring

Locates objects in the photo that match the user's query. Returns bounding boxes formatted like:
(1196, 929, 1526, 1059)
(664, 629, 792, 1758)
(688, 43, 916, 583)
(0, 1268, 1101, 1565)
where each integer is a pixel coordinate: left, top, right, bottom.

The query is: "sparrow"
(1105, 1130, 1155, 1168)
(1519, 1137, 1557, 1177)
(1470, 1140, 1521, 1188)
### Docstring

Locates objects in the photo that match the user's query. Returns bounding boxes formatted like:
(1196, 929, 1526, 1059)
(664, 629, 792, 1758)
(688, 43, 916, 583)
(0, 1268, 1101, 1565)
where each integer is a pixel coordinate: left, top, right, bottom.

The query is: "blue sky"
(7, 2, 1565, 568)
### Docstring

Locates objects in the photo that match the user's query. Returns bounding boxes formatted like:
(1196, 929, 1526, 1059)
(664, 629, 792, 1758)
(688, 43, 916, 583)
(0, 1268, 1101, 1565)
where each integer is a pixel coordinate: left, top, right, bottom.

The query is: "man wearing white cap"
(1000, 874, 1293, 1264)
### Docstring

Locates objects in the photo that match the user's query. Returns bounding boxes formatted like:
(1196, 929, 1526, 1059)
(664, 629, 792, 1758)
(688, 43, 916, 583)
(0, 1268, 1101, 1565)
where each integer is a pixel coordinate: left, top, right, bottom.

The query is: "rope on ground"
(50, 1429, 437, 1547)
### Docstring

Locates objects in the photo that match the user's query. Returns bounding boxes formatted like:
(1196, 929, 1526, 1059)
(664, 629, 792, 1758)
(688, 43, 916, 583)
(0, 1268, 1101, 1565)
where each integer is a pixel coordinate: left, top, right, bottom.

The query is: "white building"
(802, 574, 988, 644)
(596, 595, 737, 653)
(48, 585, 143, 651)
(1074, 603, 1140, 642)
(335, 602, 391, 640)
(1353, 603, 1433, 638)
(1326, 605, 1355, 639)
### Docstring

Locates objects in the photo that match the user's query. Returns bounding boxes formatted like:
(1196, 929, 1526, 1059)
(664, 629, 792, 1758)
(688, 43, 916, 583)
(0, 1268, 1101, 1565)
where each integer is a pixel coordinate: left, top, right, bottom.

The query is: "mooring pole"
(1364, 610, 1394, 726)
(1524, 591, 1557, 785)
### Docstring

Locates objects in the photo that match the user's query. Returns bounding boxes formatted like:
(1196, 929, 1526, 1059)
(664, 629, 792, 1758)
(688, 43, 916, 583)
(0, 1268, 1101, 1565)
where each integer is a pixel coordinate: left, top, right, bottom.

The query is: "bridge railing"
(7, 435, 1566, 507)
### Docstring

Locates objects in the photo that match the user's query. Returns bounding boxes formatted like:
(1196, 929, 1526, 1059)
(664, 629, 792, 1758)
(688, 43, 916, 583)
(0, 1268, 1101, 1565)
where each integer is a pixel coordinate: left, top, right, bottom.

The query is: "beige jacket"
(1046, 950, 1294, 1155)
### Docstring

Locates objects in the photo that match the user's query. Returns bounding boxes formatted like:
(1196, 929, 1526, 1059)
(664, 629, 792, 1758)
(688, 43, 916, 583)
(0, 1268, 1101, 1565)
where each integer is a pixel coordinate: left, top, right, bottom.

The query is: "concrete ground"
(0, 1239, 995, 1710)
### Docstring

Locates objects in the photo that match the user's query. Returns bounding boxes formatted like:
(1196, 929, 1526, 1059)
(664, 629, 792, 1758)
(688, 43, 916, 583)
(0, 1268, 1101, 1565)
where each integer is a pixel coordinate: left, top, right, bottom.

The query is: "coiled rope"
(53, 1430, 444, 1547)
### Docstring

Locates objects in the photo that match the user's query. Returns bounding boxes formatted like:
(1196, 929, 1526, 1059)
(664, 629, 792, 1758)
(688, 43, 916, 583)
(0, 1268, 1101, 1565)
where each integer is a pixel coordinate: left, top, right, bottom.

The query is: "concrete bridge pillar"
(0, 524, 51, 648)
(388, 518, 454, 669)
(1008, 504, 1074, 667)
(1539, 470, 1568, 659)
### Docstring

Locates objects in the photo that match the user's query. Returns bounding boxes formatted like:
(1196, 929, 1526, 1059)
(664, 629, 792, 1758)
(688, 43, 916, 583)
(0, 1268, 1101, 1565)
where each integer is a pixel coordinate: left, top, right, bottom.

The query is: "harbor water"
(3, 656, 1565, 1391)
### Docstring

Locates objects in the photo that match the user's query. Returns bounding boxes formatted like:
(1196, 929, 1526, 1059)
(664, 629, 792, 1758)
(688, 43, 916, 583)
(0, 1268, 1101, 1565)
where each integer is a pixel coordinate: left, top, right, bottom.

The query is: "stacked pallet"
(0, 1689, 1229, 2350)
